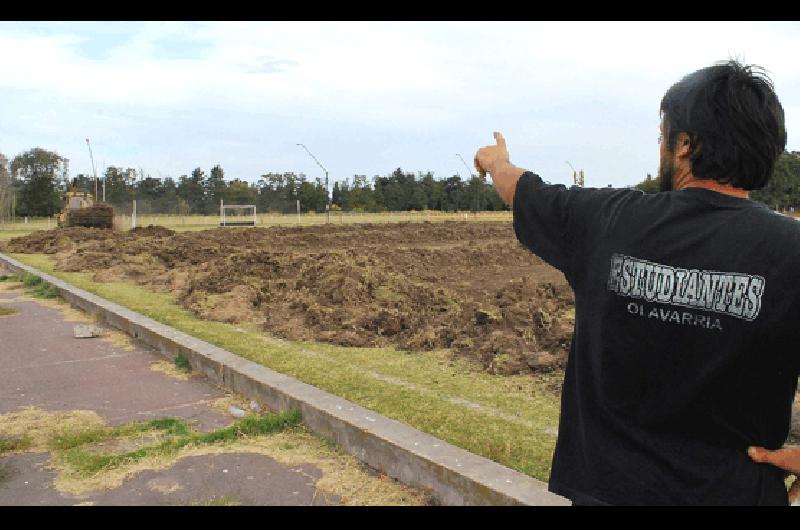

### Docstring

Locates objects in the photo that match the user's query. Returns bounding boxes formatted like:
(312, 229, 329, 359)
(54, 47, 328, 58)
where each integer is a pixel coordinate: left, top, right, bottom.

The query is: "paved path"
(0, 277, 334, 506)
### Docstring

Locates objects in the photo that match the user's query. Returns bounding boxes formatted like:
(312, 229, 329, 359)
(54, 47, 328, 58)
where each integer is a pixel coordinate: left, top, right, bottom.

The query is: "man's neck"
(679, 177, 749, 199)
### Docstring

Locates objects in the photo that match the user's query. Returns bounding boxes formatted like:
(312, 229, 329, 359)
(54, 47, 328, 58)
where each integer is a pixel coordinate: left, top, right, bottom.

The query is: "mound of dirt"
(129, 225, 176, 237)
(6, 227, 118, 254)
(8, 222, 576, 375)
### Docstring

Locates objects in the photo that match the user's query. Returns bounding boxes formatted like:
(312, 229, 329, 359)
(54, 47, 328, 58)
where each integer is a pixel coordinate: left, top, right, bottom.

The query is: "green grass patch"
(29, 282, 59, 299)
(190, 496, 244, 506)
(0, 435, 32, 454)
(48, 427, 110, 451)
(0, 307, 16, 316)
(174, 352, 192, 373)
(62, 446, 151, 475)
(0, 229, 39, 241)
(146, 418, 192, 437)
(21, 272, 41, 287)
(8, 253, 562, 480)
(58, 410, 301, 476)
(194, 410, 301, 445)
(15, 272, 59, 298)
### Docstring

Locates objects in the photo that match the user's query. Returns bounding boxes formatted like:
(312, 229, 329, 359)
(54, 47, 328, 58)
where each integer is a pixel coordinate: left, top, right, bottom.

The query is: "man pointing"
(474, 60, 799, 505)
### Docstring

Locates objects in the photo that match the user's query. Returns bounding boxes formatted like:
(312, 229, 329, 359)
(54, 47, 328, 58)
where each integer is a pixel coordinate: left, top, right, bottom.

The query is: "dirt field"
(3, 222, 575, 375)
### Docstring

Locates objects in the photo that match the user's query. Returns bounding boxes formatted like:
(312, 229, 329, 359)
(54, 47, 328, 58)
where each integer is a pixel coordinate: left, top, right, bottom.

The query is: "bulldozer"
(57, 182, 114, 229)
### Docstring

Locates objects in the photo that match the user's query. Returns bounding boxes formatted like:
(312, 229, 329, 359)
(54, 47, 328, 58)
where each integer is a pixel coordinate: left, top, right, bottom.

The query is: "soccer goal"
(219, 199, 257, 227)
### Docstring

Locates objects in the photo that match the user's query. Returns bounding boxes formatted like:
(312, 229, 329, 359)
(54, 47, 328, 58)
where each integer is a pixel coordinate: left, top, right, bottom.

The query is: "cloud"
(244, 56, 298, 74)
(0, 21, 798, 187)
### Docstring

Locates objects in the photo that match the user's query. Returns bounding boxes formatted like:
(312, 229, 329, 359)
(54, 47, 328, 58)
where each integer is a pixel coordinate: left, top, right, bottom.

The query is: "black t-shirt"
(513, 171, 800, 506)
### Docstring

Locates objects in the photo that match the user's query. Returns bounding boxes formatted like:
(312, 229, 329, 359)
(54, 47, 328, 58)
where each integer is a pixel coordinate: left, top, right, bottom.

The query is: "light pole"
(296, 143, 329, 224)
(457, 153, 480, 212)
(456, 153, 474, 177)
(86, 138, 98, 200)
(566, 161, 577, 185)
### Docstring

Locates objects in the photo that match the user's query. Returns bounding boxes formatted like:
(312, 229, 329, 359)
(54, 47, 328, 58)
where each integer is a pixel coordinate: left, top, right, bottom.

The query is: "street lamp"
(566, 161, 578, 186)
(86, 138, 98, 200)
(456, 153, 474, 177)
(457, 153, 481, 212)
(296, 143, 329, 224)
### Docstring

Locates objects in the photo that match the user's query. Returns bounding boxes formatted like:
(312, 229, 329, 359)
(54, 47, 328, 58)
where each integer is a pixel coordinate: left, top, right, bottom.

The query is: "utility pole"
(86, 138, 98, 200)
(296, 143, 329, 224)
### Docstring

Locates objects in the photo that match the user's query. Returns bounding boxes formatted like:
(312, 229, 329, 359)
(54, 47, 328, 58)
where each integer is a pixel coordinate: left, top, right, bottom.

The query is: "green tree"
(296, 177, 327, 213)
(349, 175, 376, 211)
(419, 172, 442, 210)
(483, 182, 508, 210)
(332, 180, 350, 210)
(219, 179, 257, 206)
(10, 148, 66, 217)
(103, 166, 136, 209)
(134, 175, 166, 214)
(177, 169, 207, 214)
(0, 153, 13, 222)
(634, 173, 659, 193)
(158, 176, 179, 213)
(441, 175, 466, 211)
(206, 165, 226, 210)
(751, 152, 800, 211)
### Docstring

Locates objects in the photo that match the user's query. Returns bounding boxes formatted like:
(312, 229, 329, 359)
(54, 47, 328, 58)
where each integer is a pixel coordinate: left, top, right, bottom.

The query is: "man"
(474, 60, 799, 505)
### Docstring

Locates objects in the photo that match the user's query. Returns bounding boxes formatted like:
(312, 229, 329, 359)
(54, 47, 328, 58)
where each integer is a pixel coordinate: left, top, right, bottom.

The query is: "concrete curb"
(0, 253, 569, 506)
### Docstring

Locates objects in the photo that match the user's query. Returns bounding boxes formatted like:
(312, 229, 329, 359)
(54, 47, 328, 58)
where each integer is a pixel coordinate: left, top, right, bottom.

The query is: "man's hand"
(748, 445, 800, 504)
(474, 131, 511, 178)
(473, 131, 526, 206)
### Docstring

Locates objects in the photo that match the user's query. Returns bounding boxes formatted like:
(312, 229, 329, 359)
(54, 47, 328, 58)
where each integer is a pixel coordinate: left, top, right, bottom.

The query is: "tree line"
(0, 147, 507, 218)
(633, 151, 800, 210)
(4, 147, 799, 220)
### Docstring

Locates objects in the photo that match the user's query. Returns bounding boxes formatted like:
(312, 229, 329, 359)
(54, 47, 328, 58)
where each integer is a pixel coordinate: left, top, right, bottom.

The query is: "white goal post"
(219, 199, 257, 227)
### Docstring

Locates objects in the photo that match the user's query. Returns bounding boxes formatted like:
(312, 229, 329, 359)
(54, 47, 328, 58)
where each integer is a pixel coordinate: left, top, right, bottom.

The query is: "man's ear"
(675, 132, 696, 159)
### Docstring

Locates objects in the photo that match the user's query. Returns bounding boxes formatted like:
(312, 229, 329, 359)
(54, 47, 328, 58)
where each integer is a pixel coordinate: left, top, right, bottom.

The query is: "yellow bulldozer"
(57, 185, 114, 229)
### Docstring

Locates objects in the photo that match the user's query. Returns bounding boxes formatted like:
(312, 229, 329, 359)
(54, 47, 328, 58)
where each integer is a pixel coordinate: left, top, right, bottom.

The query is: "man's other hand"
(748, 445, 800, 504)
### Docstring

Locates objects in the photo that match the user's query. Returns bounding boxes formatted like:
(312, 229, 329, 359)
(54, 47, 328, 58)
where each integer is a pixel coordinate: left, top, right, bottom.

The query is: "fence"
(0, 210, 514, 240)
(112, 210, 513, 231)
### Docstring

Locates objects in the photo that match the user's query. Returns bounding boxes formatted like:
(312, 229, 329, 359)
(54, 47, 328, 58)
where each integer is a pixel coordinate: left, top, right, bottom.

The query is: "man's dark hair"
(660, 59, 787, 190)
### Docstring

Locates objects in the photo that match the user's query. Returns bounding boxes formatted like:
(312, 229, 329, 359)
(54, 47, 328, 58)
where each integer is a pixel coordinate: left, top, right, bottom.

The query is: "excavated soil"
(4, 223, 575, 375)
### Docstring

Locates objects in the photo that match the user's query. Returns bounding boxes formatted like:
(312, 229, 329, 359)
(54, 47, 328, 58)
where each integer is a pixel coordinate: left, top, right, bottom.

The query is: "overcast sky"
(1, 21, 798, 189)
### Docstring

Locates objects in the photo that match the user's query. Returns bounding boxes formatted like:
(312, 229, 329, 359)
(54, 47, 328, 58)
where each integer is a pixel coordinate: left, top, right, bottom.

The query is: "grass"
(0, 435, 32, 454)
(21, 272, 41, 287)
(174, 352, 192, 373)
(16, 272, 59, 298)
(29, 282, 59, 298)
(0, 406, 429, 504)
(0, 307, 16, 316)
(6, 253, 562, 481)
(190, 496, 244, 506)
(57, 410, 302, 476)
